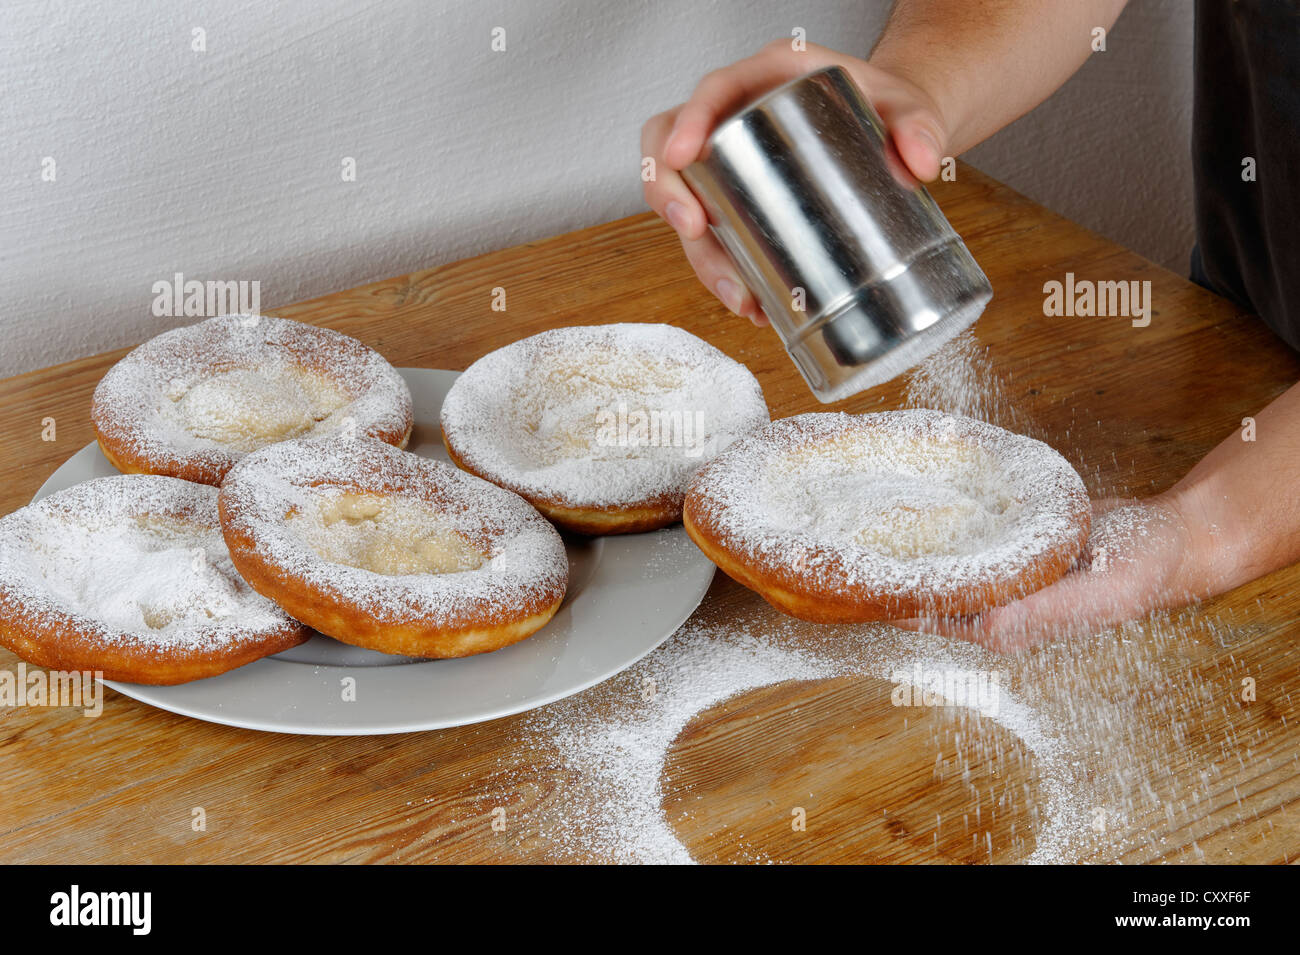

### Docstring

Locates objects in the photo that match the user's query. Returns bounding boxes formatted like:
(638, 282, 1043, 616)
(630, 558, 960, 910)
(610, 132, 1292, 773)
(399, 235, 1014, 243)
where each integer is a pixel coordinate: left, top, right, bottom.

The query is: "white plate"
(32, 368, 715, 735)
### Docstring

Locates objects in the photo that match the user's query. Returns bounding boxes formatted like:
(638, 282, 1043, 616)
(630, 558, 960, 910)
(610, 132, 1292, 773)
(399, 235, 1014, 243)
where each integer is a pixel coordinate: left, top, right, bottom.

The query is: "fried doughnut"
(0, 475, 310, 685)
(683, 410, 1091, 622)
(218, 436, 569, 658)
(92, 314, 413, 486)
(439, 323, 769, 534)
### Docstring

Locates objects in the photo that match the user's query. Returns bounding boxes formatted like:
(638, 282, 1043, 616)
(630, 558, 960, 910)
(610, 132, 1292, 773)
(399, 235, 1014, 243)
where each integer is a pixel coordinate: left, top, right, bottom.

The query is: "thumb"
(889, 111, 947, 182)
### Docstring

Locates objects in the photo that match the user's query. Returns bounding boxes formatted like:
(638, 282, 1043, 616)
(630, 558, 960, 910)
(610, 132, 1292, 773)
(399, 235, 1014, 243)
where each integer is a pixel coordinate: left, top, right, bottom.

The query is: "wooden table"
(1, 165, 1297, 864)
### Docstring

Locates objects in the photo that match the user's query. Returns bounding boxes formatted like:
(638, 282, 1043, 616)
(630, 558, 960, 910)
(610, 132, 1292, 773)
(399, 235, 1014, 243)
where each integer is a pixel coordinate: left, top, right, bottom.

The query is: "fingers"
(643, 106, 765, 324)
(641, 108, 708, 242)
(643, 42, 956, 323)
(904, 563, 1139, 653)
(894, 572, 1093, 651)
(680, 232, 768, 325)
(866, 77, 950, 183)
(662, 44, 809, 170)
(886, 114, 946, 183)
(895, 495, 1169, 651)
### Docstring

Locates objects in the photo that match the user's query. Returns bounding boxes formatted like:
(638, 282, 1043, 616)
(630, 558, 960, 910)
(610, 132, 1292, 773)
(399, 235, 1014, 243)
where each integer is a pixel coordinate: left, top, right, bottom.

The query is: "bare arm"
(869, 0, 1131, 157)
(1173, 381, 1300, 599)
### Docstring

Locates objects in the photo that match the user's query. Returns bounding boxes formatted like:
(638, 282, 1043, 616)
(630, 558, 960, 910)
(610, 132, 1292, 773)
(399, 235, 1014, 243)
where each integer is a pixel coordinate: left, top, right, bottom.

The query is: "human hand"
(640, 40, 950, 326)
(897, 496, 1201, 652)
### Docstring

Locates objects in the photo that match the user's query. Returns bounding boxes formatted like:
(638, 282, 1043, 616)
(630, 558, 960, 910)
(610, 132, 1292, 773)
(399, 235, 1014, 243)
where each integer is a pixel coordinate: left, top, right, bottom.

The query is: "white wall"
(0, 0, 1194, 377)
(964, 2, 1195, 278)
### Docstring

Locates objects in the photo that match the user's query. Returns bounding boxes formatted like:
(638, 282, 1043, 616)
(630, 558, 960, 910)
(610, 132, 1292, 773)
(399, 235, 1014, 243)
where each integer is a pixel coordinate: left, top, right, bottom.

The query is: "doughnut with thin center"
(0, 475, 310, 684)
(92, 314, 413, 486)
(683, 410, 1091, 623)
(218, 436, 569, 658)
(439, 323, 769, 535)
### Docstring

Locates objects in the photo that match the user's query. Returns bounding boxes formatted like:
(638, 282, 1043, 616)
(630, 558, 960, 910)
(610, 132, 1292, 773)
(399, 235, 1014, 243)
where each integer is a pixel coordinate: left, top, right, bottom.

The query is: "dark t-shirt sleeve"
(1193, 0, 1300, 351)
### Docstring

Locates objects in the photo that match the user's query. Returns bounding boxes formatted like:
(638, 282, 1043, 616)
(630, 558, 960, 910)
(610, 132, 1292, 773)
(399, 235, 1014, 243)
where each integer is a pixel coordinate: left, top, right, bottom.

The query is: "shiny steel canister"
(681, 65, 993, 403)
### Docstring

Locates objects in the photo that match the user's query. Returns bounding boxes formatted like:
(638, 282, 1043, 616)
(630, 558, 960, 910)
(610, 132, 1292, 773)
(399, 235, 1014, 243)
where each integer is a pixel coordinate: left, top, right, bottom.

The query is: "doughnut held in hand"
(0, 475, 310, 684)
(682, 410, 1091, 622)
(439, 323, 769, 534)
(92, 314, 413, 486)
(218, 436, 569, 658)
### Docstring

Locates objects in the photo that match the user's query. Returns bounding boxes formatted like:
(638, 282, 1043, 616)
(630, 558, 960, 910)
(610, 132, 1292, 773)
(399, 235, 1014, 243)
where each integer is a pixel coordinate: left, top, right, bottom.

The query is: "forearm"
(867, 0, 1130, 154)
(1169, 381, 1300, 597)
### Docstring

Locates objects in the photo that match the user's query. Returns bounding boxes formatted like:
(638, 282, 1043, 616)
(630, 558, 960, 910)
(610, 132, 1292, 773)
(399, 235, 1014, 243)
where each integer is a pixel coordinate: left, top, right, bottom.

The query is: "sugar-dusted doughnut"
(0, 475, 310, 684)
(439, 323, 769, 534)
(218, 436, 569, 658)
(92, 314, 413, 486)
(683, 410, 1091, 622)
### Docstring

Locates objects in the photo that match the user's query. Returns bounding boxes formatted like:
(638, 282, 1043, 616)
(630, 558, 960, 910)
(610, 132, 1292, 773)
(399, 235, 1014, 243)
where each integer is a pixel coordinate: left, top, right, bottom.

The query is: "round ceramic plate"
(32, 368, 715, 735)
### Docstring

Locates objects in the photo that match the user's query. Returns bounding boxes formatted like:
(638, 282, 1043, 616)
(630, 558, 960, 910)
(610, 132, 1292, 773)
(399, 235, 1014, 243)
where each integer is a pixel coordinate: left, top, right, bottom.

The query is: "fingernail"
(664, 200, 689, 233)
(715, 278, 744, 313)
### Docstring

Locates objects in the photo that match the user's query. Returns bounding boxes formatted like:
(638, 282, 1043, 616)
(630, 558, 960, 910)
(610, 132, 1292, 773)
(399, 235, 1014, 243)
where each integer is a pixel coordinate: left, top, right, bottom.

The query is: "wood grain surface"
(0, 164, 1297, 864)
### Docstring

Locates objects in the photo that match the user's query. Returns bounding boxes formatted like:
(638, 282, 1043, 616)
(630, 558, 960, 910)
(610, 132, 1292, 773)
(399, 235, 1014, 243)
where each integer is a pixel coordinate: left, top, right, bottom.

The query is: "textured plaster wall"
(0, 0, 1194, 376)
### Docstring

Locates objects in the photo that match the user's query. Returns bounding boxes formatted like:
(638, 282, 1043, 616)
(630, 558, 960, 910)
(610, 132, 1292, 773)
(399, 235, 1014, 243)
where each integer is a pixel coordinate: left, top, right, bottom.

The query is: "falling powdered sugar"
(488, 327, 1258, 866)
(905, 329, 1019, 427)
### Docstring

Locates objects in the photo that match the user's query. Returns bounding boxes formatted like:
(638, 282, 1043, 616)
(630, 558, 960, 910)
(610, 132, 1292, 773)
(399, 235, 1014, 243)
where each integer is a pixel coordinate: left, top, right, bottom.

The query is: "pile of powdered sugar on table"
(519, 615, 1097, 864)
